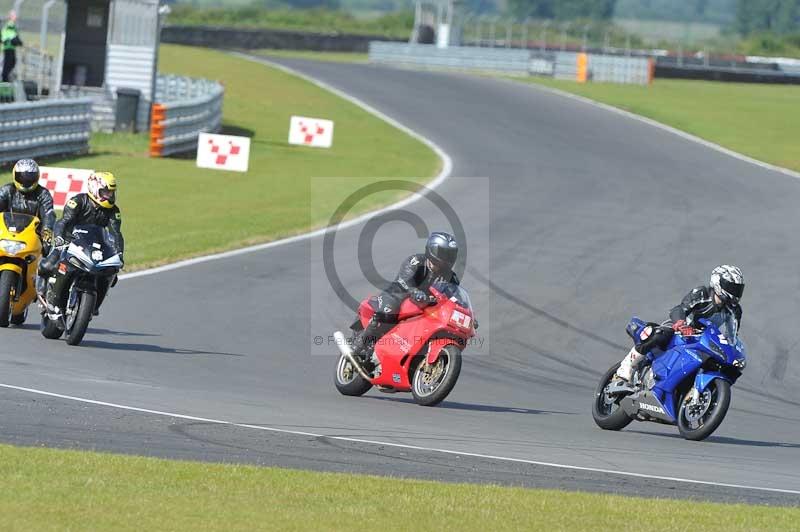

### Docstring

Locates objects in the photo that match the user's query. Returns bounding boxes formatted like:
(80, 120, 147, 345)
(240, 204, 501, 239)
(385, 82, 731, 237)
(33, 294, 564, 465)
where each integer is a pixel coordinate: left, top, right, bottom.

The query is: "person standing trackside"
(1, 11, 22, 83)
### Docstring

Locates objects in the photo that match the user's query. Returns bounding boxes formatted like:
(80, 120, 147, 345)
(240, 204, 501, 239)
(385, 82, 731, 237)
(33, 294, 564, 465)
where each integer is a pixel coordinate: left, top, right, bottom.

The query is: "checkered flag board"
(196, 133, 251, 173)
(39, 167, 93, 209)
(288, 116, 334, 149)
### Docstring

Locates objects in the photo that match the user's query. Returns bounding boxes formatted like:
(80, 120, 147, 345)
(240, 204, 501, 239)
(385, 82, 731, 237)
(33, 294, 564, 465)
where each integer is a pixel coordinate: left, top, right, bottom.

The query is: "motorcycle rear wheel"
(10, 307, 27, 325)
(411, 345, 462, 407)
(0, 270, 17, 328)
(677, 379, 731, 441)
(334, 354, 372, 396)
(66, 292, 95, 346)
(592, 364, 634, 431)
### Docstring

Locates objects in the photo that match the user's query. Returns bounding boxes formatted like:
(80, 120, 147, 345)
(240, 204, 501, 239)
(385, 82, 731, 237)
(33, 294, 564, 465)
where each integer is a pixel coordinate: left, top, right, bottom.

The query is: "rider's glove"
(41, 228, 53, 245)
(411, 289, 432, 306)
(54, 235, 66, 248)
(671, 320, 686, 332)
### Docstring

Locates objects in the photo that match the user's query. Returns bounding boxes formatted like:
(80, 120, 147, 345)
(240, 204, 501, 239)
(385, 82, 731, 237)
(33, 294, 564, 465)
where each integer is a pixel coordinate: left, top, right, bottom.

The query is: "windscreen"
(2, 212, 34, 231)
(721, 313, 739, 345)
(431, 280, 472, 311)
(70, 225, 116, 254)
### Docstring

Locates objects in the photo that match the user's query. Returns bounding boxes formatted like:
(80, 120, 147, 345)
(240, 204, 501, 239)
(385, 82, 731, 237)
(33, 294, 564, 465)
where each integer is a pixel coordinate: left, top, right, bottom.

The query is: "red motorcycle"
(333, 280, 476, 406)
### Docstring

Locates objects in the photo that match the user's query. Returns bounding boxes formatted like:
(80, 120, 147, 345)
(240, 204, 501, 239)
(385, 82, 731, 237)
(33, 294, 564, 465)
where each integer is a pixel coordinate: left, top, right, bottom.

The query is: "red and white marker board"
(196, 133, 251, 173)
(39, 167, 92, 209)
(288, 116, 334, 148)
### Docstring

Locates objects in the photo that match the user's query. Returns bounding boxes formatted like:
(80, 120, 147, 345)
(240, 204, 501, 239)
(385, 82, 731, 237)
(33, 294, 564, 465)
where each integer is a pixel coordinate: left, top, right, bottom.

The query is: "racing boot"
(351, 317, 387, 362)
(610, 347, 645, 392)
(44, 277, 64, 325)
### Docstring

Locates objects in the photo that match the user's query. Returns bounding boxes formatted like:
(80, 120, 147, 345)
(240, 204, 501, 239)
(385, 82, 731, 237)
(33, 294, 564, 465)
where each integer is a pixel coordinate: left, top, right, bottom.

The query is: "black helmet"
(425, 232, 458, 274)
(13, 159, 40, 192)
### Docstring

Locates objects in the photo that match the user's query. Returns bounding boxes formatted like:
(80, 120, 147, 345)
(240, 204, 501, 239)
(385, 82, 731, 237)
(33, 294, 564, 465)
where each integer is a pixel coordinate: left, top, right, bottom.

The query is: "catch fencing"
(0, 98, 92, 165)
(369, 42, 654, 85)
(149, 75, 224, 157)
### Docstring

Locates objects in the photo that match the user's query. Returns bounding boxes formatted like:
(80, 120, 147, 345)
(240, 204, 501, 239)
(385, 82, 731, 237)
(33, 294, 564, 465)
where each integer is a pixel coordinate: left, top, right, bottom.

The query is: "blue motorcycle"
(592, 316, 747, 441)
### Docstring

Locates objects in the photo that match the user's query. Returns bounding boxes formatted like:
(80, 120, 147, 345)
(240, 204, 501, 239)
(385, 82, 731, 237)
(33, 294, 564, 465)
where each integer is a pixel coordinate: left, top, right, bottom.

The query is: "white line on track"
(119, 53, 453, 280)
(12, 57, 800, 498)
(2, 382, 799, 496)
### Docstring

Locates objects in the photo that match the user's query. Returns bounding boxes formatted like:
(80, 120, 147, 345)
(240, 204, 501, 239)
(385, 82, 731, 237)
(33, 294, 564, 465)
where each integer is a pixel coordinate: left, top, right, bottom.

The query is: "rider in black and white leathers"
(616, 265, 745, 382)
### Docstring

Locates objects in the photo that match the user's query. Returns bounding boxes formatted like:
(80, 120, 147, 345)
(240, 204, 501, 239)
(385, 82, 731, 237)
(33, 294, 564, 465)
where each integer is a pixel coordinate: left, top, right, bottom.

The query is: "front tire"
(592, 364, 634, 431)
(411, 345, 462, 407)
(65, 292, 95, 346)
(0, 270, 17, 328)
(677, 379, 731, 441)
(41, 314, 64, 339)
(334, 354, 372, 396)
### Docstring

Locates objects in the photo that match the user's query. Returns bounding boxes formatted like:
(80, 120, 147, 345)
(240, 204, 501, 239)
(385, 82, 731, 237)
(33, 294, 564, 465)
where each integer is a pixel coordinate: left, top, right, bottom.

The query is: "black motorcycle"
(40, 225, 122, 346)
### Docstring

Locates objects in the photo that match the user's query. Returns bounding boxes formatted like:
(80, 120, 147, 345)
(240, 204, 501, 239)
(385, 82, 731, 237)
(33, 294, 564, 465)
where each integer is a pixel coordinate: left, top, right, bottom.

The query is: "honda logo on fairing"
(639, 403, 665, 415)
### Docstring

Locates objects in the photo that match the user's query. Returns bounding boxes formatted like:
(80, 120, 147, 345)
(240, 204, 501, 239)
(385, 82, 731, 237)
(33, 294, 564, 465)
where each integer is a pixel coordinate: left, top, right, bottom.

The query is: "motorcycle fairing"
(620, 390, 674, 423)
(427, 337, 460, 365)
(694, 371, 733, 393)
(370, 297, 469, 390)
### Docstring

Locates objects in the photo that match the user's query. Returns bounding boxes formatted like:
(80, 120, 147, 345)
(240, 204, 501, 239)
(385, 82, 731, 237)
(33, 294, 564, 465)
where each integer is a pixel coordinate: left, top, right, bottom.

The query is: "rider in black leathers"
(616, 265, 744, 382)
(40, 172, 123, 319)
(351, 232, 460, 359)
(0, 159, 55, 250)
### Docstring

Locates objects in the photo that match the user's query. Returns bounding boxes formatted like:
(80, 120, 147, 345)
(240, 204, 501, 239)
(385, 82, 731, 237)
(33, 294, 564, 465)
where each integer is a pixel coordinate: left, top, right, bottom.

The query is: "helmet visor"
(15, 170, 39, 190)
(429, 245, 457, 271)
(720, 278, 744, 302)
(98, 187, 116, 204)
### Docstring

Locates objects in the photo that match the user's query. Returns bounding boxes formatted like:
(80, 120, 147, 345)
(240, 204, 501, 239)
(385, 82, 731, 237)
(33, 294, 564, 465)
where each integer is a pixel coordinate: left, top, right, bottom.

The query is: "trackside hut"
(60, 0, 160, 129)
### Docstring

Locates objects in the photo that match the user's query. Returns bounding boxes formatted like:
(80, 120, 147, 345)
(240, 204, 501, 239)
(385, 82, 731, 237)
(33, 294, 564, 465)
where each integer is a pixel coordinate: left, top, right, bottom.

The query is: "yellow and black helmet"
(87, 171, 117, 209)
(12, 159, 40, 192)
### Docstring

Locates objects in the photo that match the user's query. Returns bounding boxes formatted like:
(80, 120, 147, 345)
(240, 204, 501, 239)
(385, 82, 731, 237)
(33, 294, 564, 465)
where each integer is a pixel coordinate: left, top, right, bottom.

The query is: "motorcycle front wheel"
(677, 379, 731, 441)
(0, 270, 17, 327)
(65, 291, 96, 346)
(411, 344, 462, 407)
(592, 364, 634, 431)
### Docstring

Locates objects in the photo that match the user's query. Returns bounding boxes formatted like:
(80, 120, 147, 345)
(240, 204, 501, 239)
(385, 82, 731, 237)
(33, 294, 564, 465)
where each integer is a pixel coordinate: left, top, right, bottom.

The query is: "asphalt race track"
(2, 57, 800, 506)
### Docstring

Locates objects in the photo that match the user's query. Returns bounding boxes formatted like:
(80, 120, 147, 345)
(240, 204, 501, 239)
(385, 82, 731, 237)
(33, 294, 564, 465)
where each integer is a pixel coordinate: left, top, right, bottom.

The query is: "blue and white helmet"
(710, 265, 744, 305)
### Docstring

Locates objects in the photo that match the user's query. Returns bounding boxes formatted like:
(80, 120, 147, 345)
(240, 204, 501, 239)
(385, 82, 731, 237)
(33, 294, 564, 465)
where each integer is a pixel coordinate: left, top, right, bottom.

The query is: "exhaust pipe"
(334, 331, 372, 381)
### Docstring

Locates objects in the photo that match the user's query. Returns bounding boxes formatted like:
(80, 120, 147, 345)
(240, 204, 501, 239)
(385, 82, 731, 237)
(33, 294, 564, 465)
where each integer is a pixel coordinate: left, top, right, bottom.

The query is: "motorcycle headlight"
(733, 358, 747, 370)
(0, 239, 25, 256)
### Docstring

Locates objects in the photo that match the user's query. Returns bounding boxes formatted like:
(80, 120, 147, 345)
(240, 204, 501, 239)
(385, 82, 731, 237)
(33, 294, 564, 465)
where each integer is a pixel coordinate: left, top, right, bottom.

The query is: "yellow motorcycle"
(0, 212, 43, 327)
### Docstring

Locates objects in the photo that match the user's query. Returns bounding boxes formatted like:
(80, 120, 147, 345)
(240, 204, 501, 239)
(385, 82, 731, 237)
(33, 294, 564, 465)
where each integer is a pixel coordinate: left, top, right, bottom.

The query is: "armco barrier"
(149, 75, 224, 157)
(369, 42, 531, 75)
(370, 43, 653, 85)
(0, 99, 92, 165)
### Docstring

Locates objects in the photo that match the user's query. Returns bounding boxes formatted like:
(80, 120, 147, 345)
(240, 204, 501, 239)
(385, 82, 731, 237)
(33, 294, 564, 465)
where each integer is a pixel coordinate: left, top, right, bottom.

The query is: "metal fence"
(0, 98, 91, 165)
(370, 41, 531, 74)
(16, 47, 57, 97)
(149, 75, 224, 157)
(369, 42, 653, 85)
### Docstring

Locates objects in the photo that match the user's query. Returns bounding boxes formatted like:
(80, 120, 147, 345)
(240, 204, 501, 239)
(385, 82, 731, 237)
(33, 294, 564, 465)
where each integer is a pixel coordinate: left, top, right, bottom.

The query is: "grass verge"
(2, 443, 798, 531)
(522, 77, 800, 172)
(53, 44, 437, 270)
